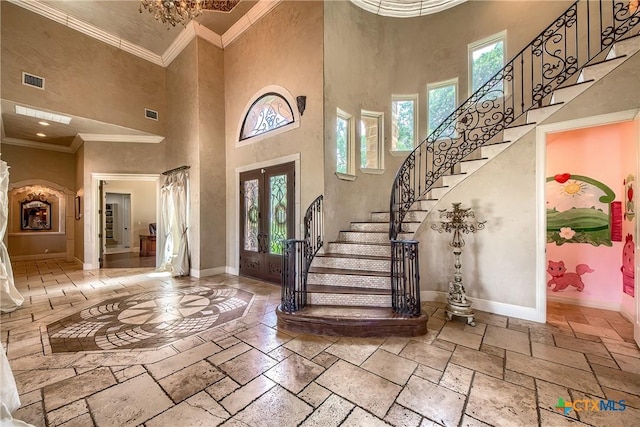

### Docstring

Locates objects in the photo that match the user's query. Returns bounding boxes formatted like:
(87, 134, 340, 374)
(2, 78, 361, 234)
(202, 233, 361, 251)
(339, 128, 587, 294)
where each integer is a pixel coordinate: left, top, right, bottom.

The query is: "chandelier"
(139, 0, 241, 28)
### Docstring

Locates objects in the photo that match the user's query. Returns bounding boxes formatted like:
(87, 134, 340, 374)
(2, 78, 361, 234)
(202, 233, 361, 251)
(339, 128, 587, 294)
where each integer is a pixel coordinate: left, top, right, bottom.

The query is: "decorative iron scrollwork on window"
(240, 93, 295, 141)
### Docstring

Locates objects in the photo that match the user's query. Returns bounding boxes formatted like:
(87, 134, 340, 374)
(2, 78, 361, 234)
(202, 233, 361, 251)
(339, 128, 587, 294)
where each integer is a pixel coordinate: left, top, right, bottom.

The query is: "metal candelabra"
(431, 202, 486, 326)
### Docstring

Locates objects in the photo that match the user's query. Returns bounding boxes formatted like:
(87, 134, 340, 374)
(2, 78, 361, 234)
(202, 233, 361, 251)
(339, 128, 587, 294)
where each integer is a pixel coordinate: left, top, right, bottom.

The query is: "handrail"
(280, 195, 324, 313)
(390, 0, 640, 239)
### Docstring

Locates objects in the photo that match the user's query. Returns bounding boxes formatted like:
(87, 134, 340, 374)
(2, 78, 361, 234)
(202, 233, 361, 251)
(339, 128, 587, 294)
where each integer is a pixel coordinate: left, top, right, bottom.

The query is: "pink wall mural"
(546, 121, 636, 308)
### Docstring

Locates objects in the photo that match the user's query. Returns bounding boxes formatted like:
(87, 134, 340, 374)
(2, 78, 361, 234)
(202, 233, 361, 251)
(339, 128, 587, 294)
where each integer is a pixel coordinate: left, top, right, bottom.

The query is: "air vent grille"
(145, 109, 159, 121)
(22, 72, 45, 90)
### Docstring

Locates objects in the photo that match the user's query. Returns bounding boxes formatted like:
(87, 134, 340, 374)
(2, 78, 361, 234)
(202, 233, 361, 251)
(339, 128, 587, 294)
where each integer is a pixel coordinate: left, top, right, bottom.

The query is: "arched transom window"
(240, 92, 295, 141)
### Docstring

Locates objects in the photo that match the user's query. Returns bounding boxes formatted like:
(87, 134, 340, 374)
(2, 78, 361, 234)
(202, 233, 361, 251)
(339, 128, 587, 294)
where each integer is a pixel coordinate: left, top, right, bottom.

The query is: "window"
(391, 95, 418, 152)
(427, 79, 457, 138)
(360, 110, 384, 171)
(336, 108, 355, 179)
(240, 93, 294, 140)
(469, 31, 506, 99)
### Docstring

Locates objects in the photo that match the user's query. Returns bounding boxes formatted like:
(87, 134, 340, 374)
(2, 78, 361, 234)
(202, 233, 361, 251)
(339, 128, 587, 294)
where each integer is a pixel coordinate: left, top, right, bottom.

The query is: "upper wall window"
(427, 79, 457, 138)
(360, 110, 384, 171)
(240, 93, 295, 140)
(469, 31, 506, 99)
(391, 95, 418, 152)
(336, 108, 355, 180)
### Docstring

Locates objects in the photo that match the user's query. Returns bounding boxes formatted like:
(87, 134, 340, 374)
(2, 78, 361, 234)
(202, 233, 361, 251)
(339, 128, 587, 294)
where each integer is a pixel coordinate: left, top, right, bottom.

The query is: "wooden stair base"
(276, 305, 428, 337)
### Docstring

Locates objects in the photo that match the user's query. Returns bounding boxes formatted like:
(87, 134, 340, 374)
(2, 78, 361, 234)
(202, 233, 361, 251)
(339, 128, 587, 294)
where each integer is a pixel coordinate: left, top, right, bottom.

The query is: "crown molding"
(9, 0, 281, 68)
(2, 137, 73, 153)
(222, 0, 281, 47)
(78, 134, 164, 143)
(7, 0, 164, 67)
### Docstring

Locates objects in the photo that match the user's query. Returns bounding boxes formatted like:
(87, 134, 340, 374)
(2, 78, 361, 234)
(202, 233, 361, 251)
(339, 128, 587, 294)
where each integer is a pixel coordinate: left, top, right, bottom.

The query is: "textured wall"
(223, 1, 325, 272)
(322, 0, 573, 241)
(0, 2, 166, 136)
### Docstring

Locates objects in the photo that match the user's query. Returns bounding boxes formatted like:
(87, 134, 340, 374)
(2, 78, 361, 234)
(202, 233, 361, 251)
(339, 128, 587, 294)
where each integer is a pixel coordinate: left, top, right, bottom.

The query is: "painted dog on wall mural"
(546, 260, 594, 292)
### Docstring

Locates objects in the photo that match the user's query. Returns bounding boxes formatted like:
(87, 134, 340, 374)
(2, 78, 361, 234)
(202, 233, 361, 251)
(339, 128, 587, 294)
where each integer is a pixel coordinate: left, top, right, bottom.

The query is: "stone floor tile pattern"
(2, 258, 640, 426)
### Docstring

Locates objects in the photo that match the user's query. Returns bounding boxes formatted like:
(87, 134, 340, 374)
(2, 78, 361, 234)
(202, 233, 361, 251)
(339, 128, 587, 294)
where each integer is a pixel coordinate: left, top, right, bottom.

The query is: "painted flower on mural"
(559, 227, 576, 240)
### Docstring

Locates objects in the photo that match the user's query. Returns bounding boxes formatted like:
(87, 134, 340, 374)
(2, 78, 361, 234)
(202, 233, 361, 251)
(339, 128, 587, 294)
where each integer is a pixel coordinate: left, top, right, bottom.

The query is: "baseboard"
(421, 291, 544, 322)
(10, 252, 66, 261)
(190, 266, 230, 278)
(546, 294, 621, 312)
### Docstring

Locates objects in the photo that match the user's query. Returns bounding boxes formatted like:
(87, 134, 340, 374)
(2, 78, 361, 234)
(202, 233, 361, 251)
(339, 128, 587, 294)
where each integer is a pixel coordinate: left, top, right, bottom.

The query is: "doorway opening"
(90, 174, 160, 270)
(239, 162, 295, 284)
(536, 110, 639, 346)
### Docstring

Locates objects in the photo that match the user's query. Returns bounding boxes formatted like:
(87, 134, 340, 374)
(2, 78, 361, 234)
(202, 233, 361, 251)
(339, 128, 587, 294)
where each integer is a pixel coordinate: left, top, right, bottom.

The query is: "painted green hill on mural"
(547, 207, 611, 247)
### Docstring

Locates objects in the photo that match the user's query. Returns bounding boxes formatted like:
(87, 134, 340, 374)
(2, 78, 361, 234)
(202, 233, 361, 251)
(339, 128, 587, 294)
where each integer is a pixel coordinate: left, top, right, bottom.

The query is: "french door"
(239, 162, 295, 284)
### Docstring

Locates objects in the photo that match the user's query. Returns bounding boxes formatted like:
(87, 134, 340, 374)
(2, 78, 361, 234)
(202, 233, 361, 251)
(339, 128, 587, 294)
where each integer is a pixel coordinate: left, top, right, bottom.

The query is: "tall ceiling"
(1, 0, 466, 153)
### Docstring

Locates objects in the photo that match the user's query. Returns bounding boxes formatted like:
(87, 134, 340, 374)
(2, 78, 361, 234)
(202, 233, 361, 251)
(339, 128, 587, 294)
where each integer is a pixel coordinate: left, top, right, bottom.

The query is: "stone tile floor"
(2, 258, 640, 426)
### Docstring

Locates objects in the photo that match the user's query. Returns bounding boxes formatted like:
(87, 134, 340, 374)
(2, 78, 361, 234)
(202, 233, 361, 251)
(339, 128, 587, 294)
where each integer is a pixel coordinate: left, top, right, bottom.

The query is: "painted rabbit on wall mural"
(547, 260, 594, 292)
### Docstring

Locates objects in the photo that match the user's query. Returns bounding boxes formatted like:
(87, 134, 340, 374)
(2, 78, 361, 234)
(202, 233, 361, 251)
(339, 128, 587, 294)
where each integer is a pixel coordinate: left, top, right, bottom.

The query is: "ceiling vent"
(22, 72, 45, 90)
(145, 109, 159, 121)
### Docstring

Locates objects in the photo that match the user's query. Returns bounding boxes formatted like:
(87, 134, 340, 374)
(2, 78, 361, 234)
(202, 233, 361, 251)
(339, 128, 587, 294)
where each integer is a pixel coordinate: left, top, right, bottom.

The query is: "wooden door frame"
(233, 154, 301, 276)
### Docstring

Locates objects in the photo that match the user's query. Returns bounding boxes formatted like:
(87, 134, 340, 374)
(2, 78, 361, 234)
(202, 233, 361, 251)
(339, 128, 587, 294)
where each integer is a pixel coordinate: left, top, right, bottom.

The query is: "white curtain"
(0, 161, 23, 313)
(157, 170, 189, 276)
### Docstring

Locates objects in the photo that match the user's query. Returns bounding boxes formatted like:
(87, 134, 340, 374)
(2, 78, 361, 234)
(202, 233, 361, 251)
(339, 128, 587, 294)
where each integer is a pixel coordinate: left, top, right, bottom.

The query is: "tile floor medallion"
(46, 286, 253, 352)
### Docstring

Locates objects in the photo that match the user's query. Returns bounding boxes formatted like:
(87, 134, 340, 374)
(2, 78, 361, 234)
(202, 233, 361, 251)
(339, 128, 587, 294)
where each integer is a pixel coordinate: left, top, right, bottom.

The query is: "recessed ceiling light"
(15, 105, 71, 125)
(36, 132, 46, 137)
(38, 121, 50, 126)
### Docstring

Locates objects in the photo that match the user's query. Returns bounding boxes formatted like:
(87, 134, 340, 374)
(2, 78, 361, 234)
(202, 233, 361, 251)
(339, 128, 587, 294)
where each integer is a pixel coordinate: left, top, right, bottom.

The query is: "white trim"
(468, 30, 507, 97)
(391, 94, 419, 150)
(389, 150, 412, 157)
(360, 109, 385, 170)
(351, 0, 467, 18)
(222, 0, 282, 48)
(89, 173, 161, 270)
(360, 168, 386, 175)
(236, 85, 301, 147)
(233, 153, 301, 275)
(335, 172, 357, 181)
(421, 291, 543, 322)
(10, 252, 66, 261)
(427, 77, 458, 136)
(1, 137, 73, 153)
(535, 109, 640, 325)
(77, 134, 164, 143)
(161, 23, 198, 66)
(336, 108, 356, 176)
(190, 266, 228, 278)
(9, 0, 281, 68)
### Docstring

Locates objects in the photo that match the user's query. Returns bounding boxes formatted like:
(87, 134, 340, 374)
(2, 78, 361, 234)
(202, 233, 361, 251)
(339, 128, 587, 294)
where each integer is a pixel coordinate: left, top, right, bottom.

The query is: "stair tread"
(307, 285, 390, 295)
(316, 253, 390, 260)
(459, 157, 488, 163)
(309, 266, 390, 277)
(292, 305, 408, 319)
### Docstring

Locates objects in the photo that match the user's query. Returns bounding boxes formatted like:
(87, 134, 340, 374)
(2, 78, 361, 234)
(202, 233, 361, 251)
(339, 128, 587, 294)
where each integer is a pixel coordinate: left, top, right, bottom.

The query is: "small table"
(140, 235, 156, 257)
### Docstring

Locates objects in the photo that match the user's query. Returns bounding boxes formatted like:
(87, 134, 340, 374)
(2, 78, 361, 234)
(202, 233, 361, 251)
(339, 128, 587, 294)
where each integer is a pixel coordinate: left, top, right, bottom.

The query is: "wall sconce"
(296, 96, 307, 116)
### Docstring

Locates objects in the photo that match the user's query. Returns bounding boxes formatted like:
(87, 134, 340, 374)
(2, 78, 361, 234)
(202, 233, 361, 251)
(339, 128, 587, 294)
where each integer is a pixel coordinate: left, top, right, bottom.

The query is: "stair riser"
(526, 104, 564, 125)
(578, 56, 626, 83)
(480, 141, 514, 159)
(373, 210, 428, 223)
(441, 174, 466, 188)
(339, 231, 389, 244)
(610, 36, 640, 58)
(350, 222, 388, 232)
(551, 81, 594, 104)
(503, 124, 536, 142)
(313, 257, 390, 272)
(308, 293, 391, 307)
(306, 273, 389, 289)
(459, 159, 488, 174)
(415, 199, 437, 211)
(429, 187, 449, 200)
(325, 243, 390, 257)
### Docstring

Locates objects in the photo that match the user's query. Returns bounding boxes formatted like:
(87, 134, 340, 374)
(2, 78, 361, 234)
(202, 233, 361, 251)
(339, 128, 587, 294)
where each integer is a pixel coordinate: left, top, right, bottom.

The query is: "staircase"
(277, 0, 640, 337)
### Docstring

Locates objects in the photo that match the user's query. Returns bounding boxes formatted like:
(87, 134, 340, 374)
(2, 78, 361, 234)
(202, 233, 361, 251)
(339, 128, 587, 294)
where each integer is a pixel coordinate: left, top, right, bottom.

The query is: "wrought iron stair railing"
(281, 195, 324, 313)
(388, 0, 639, 317)
(390, 0, 639, 239)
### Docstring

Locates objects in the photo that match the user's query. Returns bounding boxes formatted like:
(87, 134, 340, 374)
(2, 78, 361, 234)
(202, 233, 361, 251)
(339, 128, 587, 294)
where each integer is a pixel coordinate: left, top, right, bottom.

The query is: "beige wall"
(1, 2, 166, 136)
(1, 145, 75, 190)
(224, 1, 325, 272)
(198, 40, 227, 270)
(323, 0, 573, 240)
(415, 53, 640, 308)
